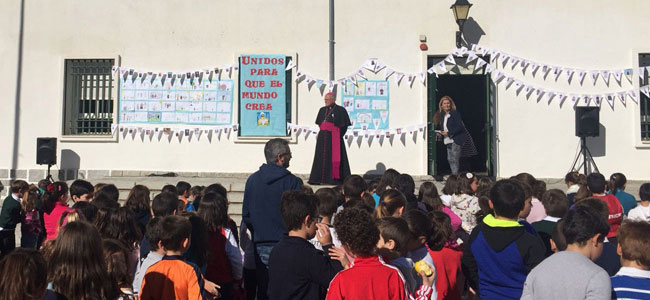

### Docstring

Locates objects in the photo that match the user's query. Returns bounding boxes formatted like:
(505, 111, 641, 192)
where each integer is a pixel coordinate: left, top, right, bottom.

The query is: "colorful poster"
(239, 54, 287, 136)
(339, 80, 389, 129)
(119, 76, 233, 125)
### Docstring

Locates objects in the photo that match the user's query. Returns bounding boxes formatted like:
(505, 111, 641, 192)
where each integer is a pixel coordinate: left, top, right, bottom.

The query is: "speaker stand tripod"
(570, 136, 600, 174)
(45, 164, 54, 182)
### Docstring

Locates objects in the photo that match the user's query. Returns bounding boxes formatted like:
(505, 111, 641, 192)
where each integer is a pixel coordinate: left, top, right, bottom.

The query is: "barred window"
(640, 54, 650, 141)
(63, 59, 115, 135)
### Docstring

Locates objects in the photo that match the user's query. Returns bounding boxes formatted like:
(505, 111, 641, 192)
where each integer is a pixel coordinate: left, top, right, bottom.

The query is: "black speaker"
(575, 107, 600, 137)
(36, 138, 57, 165)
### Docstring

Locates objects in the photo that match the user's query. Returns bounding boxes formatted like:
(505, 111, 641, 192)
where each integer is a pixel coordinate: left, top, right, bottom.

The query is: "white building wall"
(0, 0, 648, 180)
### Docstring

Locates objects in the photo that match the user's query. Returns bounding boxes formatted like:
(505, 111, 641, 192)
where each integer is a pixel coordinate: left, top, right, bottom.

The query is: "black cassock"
(308, 104, 352, 185)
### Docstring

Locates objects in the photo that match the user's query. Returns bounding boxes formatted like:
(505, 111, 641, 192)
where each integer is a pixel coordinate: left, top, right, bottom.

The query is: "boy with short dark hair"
(267, 190, 344, 300)
(310, 188, 342, 250)
(610, 220, 650, 300)
(0, 180, 29, 259)
(176, 181, 194, 211)
(133, 217, 165, 294)
(140, 215, 207, 300)
(342, 175, 367, 201)
(140, 192, 179, 264)
(532, 189, 569, 256)
(521, 205, 611, 300)
(462, 179, 545, 300)
(627, 183, 650, 221)
(327, 208, 434, 300)
(587, 173, 623, 238)
(70, 179, 94, 202)
(376, 217, 422, 295)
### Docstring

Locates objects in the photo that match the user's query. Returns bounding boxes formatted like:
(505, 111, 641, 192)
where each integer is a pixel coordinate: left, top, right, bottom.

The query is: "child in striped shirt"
(611, 220, 650, 300)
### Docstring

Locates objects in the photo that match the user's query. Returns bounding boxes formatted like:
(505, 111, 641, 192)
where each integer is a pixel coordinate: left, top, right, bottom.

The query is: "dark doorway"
(427, 56, 494, 176)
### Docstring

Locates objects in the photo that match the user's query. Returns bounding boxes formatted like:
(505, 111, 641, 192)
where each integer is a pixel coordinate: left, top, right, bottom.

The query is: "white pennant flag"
(485, 63, 495, 73)
(363, 59, 379, 72)
(396, 73, 405, 85)
(444, 55, 456, 65)
(513, 80, 523, 90)
(480, 47, 489, 56)
(475, 58, 487, 70)
(563, 68, 574, 80)
(451, 48, 463, 57)
(504, 76, 514, 87)
(348, 75, 357, 86)
(605, 94, 615, 109)
(285, 59, 296, 71)
(569, 94, 580, 107)
(524, 85, 534, 95)
(600, 71, 610, 85)
(613, 70, 623, 83)
(509, 57, 521, 69)
(111, 124, 118, 136)
(295, 70, 304, 82)
(529, 63, 540, 74)
(427, 66, 436, 74)
(407, 74, 416, 86)
(581, 95, 591, 106)
(418, 72, 426, 84)
(552, 67, 562, 81)
(327, 81, 335, 92)
(492, 70, 504, 82)
(577, 70, 587, 83)
(519, 59, 530, 70)
(356, 69, 367, 80)
(639, 67, 646, 79)
(384, 68, 395, 80)
(617, 91, 627, 106)
(593, 95, 603, 107)
(466, 52, 479, 64)
(437, 62, 448, 73)
(556, 93, 566, 105)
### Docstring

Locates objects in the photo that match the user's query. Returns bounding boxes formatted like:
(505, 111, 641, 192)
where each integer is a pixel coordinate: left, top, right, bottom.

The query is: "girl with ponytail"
(42, 182, 69, 240)
(608, 172, 637, 215)
(373, 189, 406, 219)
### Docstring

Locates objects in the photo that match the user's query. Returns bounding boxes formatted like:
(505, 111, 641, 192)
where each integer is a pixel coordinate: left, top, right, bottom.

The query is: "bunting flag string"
(473, 44, 635, 87)
(111, 123, 428, 145)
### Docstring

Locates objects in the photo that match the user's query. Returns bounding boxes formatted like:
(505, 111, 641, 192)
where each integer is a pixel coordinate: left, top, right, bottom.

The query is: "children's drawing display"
(339, 80, 390, 130)
(119, 76, 234, 125)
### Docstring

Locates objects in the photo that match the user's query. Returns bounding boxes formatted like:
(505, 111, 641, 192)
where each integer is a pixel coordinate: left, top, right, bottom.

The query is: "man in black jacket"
(268, 190, 344, 300)
(243, 138, 302, 300)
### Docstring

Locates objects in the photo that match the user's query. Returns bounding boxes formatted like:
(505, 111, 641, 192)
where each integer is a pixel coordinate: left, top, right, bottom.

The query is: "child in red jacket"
(428, 211, 462, 300)
(326, 208, 434, 300)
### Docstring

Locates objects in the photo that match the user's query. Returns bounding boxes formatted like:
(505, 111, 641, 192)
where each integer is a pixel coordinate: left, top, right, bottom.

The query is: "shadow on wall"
(60, 149, 81, 180)
(586, 124, 606, 157)
(463, 17, 485, 46)
(363, 162, 386, 180)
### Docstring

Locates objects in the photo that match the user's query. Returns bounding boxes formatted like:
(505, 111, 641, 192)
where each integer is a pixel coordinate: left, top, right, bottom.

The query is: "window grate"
(640, 54, 650, 141)
(63, 59, 114, 135)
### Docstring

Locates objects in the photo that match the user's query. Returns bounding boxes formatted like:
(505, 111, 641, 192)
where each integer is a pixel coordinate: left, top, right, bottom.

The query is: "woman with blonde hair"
(433, 95, 477, 175)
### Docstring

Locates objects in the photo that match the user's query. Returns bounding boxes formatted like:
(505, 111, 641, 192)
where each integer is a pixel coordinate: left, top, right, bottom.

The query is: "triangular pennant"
(639, 67, 646, 80)
(427, 66, 436, 74)
(437, 62, 447, 73)
(529, 63, 540, 75)
(524, 85, 534, 95)
(466, 52, 479, 64)
(396, 73, 405, 85)
(285, 59, 296, 71)
(485, 63, 495, 73)
(444, 55, 456, 65)
(295, 70, 304, 82)
(577, 70, 587, 83)
(509, 57, 520, 69)
(475, 58, 487, 70)
(407, 74, 416, 86)
(600, 70, 610, 85)
(589, 71, 599, 85)
(617, 91, 627, 106)
(384, 68, 395, 80)
(605, 94, 615, 109)
(418, 72, 426, 85)
(111, 124, 117, 136)
(356, 69, 367, 80)
(363, 59, 379, 72)
(519, 59, 530, 70)
(569, 94, 580, 107)
(593, 95, 603, 107)
(563, 68, 574, 80)
(348, 75, 357, 86)
(613, 70, 623, 84)
(372, 119, 380, 129)
(552, 67, 562, 81)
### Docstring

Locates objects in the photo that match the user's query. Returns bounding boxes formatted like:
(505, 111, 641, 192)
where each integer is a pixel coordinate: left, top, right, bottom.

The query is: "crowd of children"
(0, 169, 648, 300)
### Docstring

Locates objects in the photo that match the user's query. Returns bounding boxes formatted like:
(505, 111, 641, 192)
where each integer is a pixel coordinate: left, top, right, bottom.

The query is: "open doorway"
(426, 56, 496, 177)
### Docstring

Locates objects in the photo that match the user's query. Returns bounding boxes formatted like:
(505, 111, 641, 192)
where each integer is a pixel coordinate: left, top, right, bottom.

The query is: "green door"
(427, 56, 494, 176)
